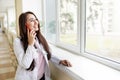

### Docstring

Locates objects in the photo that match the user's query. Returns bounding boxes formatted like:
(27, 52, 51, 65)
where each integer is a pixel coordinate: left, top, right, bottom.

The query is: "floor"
(0, 30, 16, 80)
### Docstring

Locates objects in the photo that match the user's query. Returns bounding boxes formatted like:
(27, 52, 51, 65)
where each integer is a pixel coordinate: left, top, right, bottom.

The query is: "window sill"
(50, 44, 120, 80)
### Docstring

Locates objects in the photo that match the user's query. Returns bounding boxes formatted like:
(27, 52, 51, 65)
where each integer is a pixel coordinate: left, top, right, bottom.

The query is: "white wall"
(22, 0, 42, 20)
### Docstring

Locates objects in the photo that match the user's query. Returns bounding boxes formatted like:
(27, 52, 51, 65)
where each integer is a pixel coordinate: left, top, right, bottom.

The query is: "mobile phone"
(26, 24, 31, 31)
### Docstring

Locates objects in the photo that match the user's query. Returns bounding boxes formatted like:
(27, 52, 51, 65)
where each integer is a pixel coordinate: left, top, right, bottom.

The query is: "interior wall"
(49, 62, 74, 80)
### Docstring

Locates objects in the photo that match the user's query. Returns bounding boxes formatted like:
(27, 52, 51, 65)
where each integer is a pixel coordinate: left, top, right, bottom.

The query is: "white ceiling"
(0, 0, 15, 17)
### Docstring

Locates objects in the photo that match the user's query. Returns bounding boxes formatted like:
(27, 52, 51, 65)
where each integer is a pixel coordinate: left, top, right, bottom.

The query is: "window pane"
(45, 0, 56, 42)
(86, 0, 120, 63)
(59, 0, 78, 45)
(8, 7, 16, 28)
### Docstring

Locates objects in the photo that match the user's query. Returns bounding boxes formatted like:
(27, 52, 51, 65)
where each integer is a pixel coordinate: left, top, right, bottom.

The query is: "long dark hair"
(19, 11, 51, 71)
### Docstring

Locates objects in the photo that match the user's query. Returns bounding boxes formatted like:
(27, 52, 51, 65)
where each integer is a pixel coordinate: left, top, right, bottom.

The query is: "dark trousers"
(40, 74, 45, 80)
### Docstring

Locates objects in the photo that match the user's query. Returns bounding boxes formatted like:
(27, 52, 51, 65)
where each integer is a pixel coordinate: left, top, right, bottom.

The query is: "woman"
(13, 11, 72, 80)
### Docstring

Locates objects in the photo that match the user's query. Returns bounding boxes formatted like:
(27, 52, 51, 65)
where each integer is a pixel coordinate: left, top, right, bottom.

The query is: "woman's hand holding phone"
(27, 29, 36, 46)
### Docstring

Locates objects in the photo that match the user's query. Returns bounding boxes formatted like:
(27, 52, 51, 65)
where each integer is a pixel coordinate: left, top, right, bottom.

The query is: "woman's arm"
(50, 54, 72, 67)
(13, 38, 37, 69)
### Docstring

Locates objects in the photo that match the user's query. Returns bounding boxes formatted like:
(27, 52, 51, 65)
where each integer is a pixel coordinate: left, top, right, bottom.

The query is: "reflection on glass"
(86, 0, 120, 62)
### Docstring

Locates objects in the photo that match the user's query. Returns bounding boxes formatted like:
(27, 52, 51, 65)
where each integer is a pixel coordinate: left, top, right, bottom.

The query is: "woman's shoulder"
(14, 37, 21, 44)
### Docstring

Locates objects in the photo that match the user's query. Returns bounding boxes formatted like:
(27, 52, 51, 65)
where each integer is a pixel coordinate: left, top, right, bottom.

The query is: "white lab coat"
(13, 38, 60, 80)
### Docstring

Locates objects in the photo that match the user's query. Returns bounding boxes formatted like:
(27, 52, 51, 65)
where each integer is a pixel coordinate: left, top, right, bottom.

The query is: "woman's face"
(25, 14, 39, 32)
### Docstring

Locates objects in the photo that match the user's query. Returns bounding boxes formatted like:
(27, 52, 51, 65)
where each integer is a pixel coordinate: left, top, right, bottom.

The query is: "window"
(44, 0, 57, 42)
(85, 0, 120, 69)
(57, 0, 80, 53)
(8, 7, 16, 29)
(44, 0, 120, 70)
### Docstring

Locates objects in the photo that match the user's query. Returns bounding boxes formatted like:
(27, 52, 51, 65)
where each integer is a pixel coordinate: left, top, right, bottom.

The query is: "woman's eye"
(30, 19, 34, 22)
(29, 19, 37, 22)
